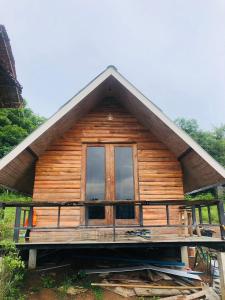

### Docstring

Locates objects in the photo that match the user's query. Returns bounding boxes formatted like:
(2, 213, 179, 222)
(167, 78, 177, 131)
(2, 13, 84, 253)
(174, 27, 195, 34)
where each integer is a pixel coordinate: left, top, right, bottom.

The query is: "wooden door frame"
(80, 143, 139, 226)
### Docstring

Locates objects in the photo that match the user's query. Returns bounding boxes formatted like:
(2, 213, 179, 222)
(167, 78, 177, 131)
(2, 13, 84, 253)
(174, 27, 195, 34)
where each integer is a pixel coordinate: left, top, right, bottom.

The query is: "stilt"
(180, 246, 189, 266)
(28, 249, 37, 269)
(218, 252, 225, 300)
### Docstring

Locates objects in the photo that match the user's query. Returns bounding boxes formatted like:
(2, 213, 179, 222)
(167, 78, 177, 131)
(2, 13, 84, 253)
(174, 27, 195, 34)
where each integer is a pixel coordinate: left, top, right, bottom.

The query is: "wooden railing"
(0, 200, 225, 243)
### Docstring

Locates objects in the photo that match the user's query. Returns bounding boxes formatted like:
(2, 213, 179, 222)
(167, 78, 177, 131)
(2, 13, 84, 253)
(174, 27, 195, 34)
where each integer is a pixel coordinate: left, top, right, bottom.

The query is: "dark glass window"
(115, 147, 135, 219)
(86, 147, 105, 219)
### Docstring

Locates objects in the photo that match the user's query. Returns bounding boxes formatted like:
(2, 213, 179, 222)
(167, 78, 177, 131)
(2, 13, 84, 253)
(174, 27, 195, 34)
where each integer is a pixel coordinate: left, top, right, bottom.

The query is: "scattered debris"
(36, 263, 71, 272)
(134, 287, 187, 297)
(212, 278, 220, 295)
(125, 229, 151, 239)
(91, 283, 203, 289)
(104, 285, 136, 297)
(67, 286, 87, 295)
(84, 264, 201, 280)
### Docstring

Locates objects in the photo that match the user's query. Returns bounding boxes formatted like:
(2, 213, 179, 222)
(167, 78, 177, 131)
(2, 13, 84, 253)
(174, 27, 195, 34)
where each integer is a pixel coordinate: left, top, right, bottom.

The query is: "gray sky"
(1, 0, 225, 129)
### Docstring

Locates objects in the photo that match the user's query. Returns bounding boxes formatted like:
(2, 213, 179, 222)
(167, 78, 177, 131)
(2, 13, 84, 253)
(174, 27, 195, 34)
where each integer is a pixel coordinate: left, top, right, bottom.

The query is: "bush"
(0, 241, 25, 300)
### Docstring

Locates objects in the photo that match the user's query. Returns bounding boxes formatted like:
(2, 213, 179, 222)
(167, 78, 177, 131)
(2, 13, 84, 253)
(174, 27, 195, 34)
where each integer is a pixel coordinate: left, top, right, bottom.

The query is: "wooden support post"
(217, 200, 225, 240)
(112, 204, 116, 242)
(180, 246, 189, 266)
(139, 204, 143, 226)
(0, 203, 4, 220)
(13, 207, 21, 242)
(217, 252, 225, 300)
(28, 249, 37, 269)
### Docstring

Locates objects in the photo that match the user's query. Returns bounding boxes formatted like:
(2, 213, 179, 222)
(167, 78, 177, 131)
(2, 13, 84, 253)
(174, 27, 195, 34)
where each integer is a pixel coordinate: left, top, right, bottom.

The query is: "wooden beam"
(26, 147, 38, 160)
(91, 283, 203, 289)
(178, 147, 192, 161)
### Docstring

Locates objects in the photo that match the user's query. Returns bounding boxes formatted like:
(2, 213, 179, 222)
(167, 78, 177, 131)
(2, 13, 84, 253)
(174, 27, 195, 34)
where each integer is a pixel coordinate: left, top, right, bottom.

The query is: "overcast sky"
(1, 0, 224, 129)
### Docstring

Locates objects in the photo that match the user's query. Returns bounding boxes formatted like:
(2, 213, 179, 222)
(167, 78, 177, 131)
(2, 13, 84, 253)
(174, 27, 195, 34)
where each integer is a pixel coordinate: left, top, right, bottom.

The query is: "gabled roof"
(0, 66, 224, 194)
(0, 25, 23, 108)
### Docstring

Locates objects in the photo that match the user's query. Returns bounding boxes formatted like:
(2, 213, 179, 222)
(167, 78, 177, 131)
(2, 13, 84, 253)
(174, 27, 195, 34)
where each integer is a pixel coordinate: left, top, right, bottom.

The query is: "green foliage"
(91, 286, 103, 300)
(0, 241, 25, 300)
(0, 104, 45, 158)
(0, 190, 31, 241)
(185, 192, 225, 223)
(185, 192, 214, 201)
(175, 118, 225, 166)
(41, 274, 56, 288)
(0, 189, 31, 202)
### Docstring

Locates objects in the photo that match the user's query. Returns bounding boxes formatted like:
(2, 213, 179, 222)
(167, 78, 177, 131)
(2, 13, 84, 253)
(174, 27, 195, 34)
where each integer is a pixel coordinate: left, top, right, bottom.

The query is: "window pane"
(86, 147, 105, 219)
(115, 147, 135, 219)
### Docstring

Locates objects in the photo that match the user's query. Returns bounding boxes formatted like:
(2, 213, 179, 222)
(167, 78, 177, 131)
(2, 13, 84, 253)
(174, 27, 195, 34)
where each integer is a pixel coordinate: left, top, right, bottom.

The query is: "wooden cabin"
(0, 66, 225, 249)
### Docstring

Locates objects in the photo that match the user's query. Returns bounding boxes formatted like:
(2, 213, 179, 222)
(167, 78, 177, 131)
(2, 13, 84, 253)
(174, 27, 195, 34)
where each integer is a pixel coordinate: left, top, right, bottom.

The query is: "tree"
(0, 104, 45, 158)
(175, 118, 225, 167)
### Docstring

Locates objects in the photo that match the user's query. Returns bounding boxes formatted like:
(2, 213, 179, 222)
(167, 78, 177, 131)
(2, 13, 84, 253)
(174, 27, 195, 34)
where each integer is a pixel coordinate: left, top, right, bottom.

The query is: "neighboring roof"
(0, 25, 23, 108)
(0, 66, 224, 194)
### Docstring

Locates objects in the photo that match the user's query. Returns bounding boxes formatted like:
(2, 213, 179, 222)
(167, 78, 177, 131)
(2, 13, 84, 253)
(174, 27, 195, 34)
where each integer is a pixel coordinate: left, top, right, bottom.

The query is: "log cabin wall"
(32, 98, 184, 230)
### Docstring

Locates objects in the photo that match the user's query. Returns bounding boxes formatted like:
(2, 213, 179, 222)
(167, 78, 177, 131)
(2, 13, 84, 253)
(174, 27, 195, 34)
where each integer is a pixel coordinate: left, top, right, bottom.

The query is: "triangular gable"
(0, 66, 224, 194)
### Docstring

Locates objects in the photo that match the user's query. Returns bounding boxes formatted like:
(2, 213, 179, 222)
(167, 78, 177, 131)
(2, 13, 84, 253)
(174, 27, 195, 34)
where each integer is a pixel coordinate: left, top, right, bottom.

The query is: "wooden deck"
(27, 226, 219, 242)
(1, 199, 225, 251)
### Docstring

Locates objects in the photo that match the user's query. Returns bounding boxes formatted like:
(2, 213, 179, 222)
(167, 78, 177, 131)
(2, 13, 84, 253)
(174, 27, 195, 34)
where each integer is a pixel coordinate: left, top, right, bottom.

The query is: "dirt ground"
(27, 288, 138, 300)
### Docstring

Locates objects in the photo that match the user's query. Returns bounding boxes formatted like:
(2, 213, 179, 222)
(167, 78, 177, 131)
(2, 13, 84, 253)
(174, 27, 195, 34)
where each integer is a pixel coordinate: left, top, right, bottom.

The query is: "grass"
(0, 190, 31, 202)
(185, 192, 225, 224)
(0, 190, 31, 241)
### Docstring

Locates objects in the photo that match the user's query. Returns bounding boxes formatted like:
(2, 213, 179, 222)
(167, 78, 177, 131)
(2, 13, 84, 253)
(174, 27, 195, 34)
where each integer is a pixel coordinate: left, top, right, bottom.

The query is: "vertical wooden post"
(57, 206, 61, 227)
(28, 249, 37, 269)
(166, 205, 170, 225)
(217, 200, 225, 240)
(180, 246, 189, 266)
(13, 207, 21, 242)
(192, 205, 201, 237)
(0, 203, 5, 220)
(217, 252, 225, 300)
(112, 204, 116, 242)
(139, 204, 143, 227)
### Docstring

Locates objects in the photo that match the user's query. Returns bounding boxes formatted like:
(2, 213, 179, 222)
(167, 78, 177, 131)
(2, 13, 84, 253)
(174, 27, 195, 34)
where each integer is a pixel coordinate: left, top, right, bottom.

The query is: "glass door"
(83, 144, 138, 225)
(114, 145, 138, 225)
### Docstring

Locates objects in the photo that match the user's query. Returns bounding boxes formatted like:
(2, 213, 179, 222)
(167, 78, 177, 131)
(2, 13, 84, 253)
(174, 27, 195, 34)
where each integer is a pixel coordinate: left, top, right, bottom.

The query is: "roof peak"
(106, 65, 118, 71)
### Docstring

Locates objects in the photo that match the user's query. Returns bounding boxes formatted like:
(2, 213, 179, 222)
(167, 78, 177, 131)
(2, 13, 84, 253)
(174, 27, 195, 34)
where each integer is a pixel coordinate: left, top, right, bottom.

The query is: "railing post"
(192, 205, 201, 236)
(198, 206, 203, 224)
(139, 204, 143, 226)
(28, 207, 33, 228)
(0, 202, 5, 220)
(85, 203, 88, 227)
(57, 206, 61, 228)
(217, 200, 225, 240)
(13, 207, 21, 242)
(207, 205, 212, 224)
(112, 204, 116, 242)
(166, 205, 170, 225)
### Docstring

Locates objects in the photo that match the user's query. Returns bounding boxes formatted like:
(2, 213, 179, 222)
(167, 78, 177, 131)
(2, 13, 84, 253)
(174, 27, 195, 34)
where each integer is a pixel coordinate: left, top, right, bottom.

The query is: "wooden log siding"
(33, 99, 184, 229)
